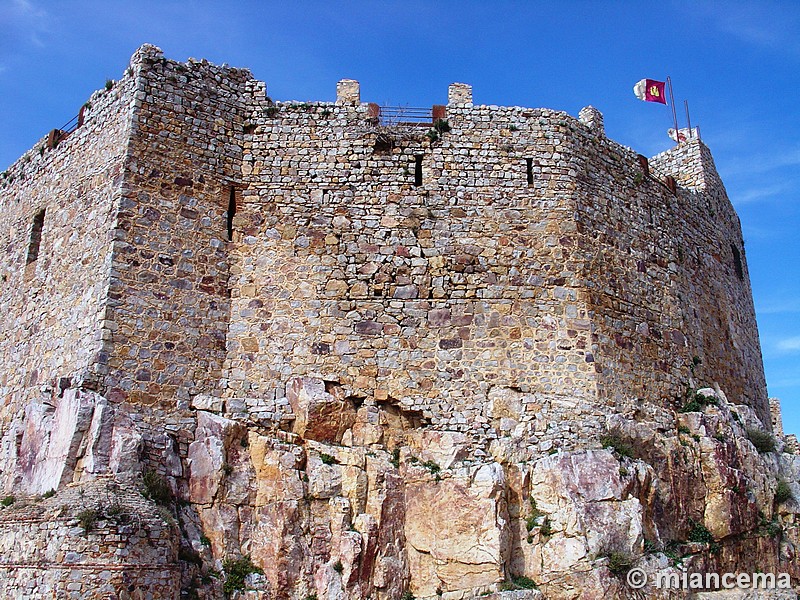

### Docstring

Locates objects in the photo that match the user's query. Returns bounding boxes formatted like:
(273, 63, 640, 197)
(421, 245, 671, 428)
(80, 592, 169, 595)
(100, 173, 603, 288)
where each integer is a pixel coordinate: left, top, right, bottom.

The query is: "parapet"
(336, 79, 361, 104)
(448, 82, 472, 105)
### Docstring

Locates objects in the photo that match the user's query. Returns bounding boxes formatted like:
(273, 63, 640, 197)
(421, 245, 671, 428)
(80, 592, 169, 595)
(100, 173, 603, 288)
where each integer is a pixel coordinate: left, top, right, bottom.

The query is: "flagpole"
(684, 100, 692, 139)
(667, 76, 679, 143)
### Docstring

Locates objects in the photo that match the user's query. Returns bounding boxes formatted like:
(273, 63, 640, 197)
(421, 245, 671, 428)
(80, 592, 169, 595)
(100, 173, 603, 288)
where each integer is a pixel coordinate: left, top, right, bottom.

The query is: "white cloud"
(776, 337, 800, 352)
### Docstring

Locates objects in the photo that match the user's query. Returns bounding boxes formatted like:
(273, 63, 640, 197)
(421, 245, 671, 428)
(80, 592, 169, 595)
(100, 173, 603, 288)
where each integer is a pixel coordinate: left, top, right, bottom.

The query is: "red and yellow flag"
(633, 79, 667, 104)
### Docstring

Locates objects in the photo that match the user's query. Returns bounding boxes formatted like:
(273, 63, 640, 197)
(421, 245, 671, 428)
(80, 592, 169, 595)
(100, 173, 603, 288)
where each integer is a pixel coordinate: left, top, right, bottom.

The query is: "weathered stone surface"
(405, 463, 509, 596)
(286, 377, 357, 443)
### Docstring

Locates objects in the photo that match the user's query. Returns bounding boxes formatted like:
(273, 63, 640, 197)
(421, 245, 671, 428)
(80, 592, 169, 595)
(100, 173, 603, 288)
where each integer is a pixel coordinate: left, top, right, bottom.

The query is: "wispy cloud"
(776, 337, 800, 352)
(0, 0, 49, 53)
(688, 1, 800, 60)
(731, 183, 789, 205)
(758, 299, 800, 315)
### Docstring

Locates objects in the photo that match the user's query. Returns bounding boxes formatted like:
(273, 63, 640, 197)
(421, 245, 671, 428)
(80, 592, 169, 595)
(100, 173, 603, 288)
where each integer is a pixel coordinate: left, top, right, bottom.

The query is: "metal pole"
(667, 76, 679, 143)
(684, 100, 692, 139)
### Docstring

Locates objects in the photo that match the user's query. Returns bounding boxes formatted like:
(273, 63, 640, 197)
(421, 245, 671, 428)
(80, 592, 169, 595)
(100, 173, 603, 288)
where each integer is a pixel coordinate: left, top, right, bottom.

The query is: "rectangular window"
(526, 158, 533, 184)
(414, 155, 423, 187)
(27, 209, 45, 264)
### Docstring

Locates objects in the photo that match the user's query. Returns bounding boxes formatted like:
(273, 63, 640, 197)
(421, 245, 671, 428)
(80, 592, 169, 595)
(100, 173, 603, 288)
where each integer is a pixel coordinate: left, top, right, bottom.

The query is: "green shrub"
(1, 495, 15, 507)
(390, 448, 401, 468)
(319, 452, 337, 465)
(223, 555, 263, 595)
(747, 428, 776, 453)
(142, 469, 172, 505)
(76, 508, 98, 533)
(538, 516, 553, 537)
(400, 592, 416, 600)
(511, 575, 538, 589)
(422, 460, 440, 474)
(607, 552, 634, 575)
(687, 520, 714, 544)
(104, 79, 114, 90)
(775, 480, 793, 504)
(200, 534, 212, 547)
(680, 389, 718, 413)
(433, 119, 451, 133)
(332, 560, 344, 574)
(600, 433, 634, 458)
(42, 489, 56, 499)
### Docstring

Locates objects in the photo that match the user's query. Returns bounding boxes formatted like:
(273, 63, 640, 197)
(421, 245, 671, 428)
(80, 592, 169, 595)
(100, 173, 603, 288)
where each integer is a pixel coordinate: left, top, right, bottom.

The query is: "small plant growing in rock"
(42, 489, 56, 499)
(680, 388, 718, 413)
(422, 460, 440, 474)
(687, 520, 714, 544)
(425, 129, 440, 143)
(400, 592, 415, 600)
(104, 79, 114, 91)
(606, 552, 634, 575)
(319, 452, 337, 465)
(265, 106, 280, 117)
(390, 448, 401, 468)
(600, 432, 634, 459)
(305, 594, 318, 600)
(1, 495, 15, 507)
(775, 480, 793, 504)
(746, 428, 776, 453)
(76, 508, 98, 534)
(508, 124, 519, 132)
(538, 516, 553, 538)
(222, 555, 263, 595)
(200, 534, 212, 547)
(433, 119, 451, 134)
(221, 462, 234, 476)
(677, 425, 690, 434)
(142, 469, 172, 505)
(332, 560, 344, 574)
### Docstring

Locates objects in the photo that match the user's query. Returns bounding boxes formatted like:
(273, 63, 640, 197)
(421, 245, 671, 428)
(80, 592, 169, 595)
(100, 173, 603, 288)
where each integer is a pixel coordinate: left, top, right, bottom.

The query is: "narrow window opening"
(414, 155, 423, 187)
(731, 244, 744, 280)
(26, 209, 46, 264)
(226, 187, 236, 242)
(525, 158, 533, 185)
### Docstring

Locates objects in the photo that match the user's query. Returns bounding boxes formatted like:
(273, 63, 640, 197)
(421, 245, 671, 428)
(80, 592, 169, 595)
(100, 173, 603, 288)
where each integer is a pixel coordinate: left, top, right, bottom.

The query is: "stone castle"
(0, 44, 797, 599)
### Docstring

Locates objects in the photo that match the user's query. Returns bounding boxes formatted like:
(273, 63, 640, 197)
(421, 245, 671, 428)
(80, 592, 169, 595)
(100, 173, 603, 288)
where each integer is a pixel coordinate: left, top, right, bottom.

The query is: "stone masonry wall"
(222, 88, 769, 439)
(0, 67, 136, 420)
(100, 45, 255, 406)
(0, 480, 180, 599)
(224, 99, 601, 439)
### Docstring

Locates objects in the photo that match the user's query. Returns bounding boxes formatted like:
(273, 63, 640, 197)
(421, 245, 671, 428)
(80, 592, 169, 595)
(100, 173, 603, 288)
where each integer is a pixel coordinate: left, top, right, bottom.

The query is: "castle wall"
(224, 100, 602, 435)
(0, 482, 180, 599)
(570, 134, 768, 422)
(0, 70, 136, 416)
(100, 46, 255, 406)
(223, 94, 769, 435)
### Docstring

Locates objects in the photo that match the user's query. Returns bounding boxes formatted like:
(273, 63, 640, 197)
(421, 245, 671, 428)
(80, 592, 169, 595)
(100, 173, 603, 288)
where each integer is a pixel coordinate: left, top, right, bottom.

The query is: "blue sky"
(1, 1, 797, 434)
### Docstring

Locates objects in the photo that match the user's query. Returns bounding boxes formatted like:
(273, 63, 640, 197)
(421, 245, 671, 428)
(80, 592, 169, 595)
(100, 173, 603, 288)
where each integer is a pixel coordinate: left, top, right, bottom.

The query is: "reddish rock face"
(287, 377, 357, 444)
